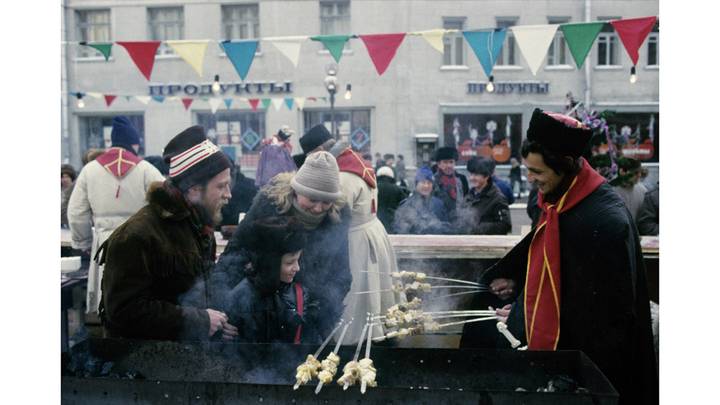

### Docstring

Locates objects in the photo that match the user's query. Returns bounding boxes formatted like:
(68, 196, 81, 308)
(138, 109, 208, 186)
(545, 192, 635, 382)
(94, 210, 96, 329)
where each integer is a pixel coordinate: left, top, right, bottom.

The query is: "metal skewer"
(360, 270, 486, 287)
(361, 313, 374, 394)
(314, 320, 344, 358)
(343, 317, 370, 391)
(315, 319, 352, 395)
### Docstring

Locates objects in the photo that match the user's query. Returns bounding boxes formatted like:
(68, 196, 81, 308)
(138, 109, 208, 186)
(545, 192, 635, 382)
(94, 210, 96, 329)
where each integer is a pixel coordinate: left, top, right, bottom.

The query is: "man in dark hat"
(292, 124, 336, 168)
(431, 146, 469, 222)
(99, 125, 239, 341)
(461, 108, 658, 405)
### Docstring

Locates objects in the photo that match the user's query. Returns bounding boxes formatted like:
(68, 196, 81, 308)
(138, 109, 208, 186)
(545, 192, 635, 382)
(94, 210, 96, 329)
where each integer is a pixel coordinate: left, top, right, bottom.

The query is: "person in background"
(432, 147, 469, 221)
(99, 125, 238, 341)
(636, 182, 659, 236)
(376, 166, 407, 232)
(395, 154, 408, 189)
(214, 151, 351, 338)
(374, 152, 383, 171)
(223, 217, 320, 344)
(82, 148, 105, 166)
(61, 164, 77, 229)
(611, 157, 647, 221)
(393, 167, 451, 235)
(68, 116, 165, 314)
(509, 157, 524, 199)
(220, 158, 258, 227)
(383, 154, 396, 177)
(144, 155, 170, 177)
(292, 124, 336, 169)
(456, 157, 511, 235)
(255, 125, 297, 188)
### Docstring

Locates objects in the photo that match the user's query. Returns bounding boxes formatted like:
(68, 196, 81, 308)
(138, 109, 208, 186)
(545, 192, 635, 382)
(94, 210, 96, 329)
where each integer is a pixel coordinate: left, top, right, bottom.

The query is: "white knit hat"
(376, 166, 394, 179)
(290, 151, 342, 202)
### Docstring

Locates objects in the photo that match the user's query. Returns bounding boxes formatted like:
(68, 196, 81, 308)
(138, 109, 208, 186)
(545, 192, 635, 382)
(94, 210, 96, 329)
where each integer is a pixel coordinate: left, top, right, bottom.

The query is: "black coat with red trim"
(462, 182, 657, 405)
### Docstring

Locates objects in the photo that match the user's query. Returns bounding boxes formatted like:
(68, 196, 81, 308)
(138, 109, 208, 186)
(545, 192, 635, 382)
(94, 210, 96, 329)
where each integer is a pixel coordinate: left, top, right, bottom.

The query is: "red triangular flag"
(104, 95, 117, 107)
(610, 16, 657, 66)
(116, 41, 161, 80)
(359, 33, 406, 75)
(181, 98, 194, 111)
(248, 98, 260, 112)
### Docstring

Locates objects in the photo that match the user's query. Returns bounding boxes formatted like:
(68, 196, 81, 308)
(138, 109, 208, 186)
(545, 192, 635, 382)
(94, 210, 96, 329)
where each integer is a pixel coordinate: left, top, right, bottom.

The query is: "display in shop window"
(443, 113, 522, 165)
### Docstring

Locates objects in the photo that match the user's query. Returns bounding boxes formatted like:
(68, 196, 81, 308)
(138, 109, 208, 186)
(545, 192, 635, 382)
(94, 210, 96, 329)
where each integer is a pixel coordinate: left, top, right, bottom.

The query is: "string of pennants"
(71, 91, 325, 113)
(73, 16, 657, 83)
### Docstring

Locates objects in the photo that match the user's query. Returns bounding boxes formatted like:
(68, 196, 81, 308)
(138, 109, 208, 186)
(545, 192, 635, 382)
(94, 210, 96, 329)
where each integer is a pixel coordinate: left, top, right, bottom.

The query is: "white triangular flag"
(416, 29, 448, 53)
(166, 40, 209, 77)
(510, 24, 559, 75)
(272, 98, 284, 111)
(267, 36, 307, 67)
(295, 97, 306, 110)
(86, 92, 102, 99)
(135, 96, 151, 105)
(208, 98, 223, 114)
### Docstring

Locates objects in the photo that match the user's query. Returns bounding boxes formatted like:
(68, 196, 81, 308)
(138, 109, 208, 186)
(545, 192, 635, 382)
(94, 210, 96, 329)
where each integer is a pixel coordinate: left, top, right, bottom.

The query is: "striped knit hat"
(162, 126, 232, 191)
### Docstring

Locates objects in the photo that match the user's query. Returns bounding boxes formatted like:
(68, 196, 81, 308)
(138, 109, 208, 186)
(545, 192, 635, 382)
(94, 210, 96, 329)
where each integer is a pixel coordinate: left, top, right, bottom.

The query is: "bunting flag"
(272, 98, 285, 111)
(116, 41, 161, 80)
(248, 98, 260, 111)
(295, 97, 306, 110)
(221, 40, 259, 80)
(86, 92, 102, 99)
(463, 29, 507, 78)
(284, 97, 295, 110)
(261, 98, 272, 109)
(560, 22, 605, 68)
(124, 96, 132, 102)
(267, 36, 307, 67)
(610, 16, 657, 66)
(224, 98, 233, 109)
(81, 42, 113, 61)
(104, 94, 116, 107)
(181, 98, 194, 110)
(166, 40, 209, 77)
(151, 95, 165, 103)
(510, 25, 559, 75)
(135, 96, 151, 105)
(311, 35, 353, 63)
(360, 33, 406, 75)
(416, 29, 448, 53)
(208, 98, 222, 114)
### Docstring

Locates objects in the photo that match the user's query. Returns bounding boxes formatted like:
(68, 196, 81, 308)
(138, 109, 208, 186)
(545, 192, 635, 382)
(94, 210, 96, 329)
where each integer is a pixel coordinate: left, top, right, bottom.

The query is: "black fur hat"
(299, 124, 333, 154)
(526, 108, 592, 158)
(435, 146, 459, 162)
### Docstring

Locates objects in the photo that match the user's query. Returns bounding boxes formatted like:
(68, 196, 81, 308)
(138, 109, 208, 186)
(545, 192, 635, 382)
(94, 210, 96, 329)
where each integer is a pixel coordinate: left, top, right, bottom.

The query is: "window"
(496, 18, 518, 66)
(222, 4, 259, 41)
(647, 22, 659, 66)
(304, 109, 372, 154)
(442, 18, 465, 66)
(78, 115, 145, 155)
(597, 17, 619, 66)
(76, 9, 111, 58)
(443, 113, 522, 165)
(320, 0, 351, 49)
(148, 7, 184, 55)
(547, 17, 570, 66)
(196, 111, 266, 169)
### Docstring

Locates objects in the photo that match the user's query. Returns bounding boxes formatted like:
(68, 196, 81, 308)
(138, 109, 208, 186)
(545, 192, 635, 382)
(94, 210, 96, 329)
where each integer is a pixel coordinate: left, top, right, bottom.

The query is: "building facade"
(61, 0, 659, 181)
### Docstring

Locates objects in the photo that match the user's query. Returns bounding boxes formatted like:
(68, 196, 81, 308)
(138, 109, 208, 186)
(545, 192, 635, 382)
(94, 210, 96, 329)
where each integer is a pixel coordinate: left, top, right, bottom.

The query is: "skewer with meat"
(337, 319, 369, 390)
(293, 321, 343, 390)
(360, 317, 377, 394)
(315, 320, 352, 394)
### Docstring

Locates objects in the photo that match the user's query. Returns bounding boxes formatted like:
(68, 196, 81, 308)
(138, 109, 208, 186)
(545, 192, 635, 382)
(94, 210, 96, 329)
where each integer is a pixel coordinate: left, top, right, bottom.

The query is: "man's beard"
(190, 200, 224, 227)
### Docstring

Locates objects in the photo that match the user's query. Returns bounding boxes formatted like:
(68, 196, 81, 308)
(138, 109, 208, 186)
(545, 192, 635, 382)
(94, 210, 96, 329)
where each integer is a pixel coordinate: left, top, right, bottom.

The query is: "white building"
(61, 0, 659, 180)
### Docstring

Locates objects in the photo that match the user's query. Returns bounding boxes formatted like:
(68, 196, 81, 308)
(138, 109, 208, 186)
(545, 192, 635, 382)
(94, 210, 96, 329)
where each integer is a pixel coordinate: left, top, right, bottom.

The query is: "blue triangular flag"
(220, 40, 258, 80)
(463, 29, 507, 78)
(224, 98, 233, 109)
(284, 98, 294, 110)
(151, 95, 165, 103)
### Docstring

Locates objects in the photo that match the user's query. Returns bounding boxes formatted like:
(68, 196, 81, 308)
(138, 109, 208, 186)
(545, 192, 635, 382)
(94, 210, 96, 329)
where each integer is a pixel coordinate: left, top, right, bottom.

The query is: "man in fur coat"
(99, 126, 239, 341)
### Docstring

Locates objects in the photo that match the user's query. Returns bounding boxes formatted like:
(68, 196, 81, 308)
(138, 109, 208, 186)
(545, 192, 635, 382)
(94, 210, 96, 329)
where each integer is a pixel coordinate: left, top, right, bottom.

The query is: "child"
(223, 217, 321, 344)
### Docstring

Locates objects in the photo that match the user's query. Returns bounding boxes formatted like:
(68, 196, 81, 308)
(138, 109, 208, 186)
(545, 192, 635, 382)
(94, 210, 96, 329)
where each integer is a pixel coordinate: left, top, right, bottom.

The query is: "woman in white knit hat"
(214, 151, 353, 338)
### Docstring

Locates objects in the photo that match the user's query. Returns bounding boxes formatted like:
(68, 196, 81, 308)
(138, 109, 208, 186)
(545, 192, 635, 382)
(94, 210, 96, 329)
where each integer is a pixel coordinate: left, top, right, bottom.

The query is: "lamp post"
(324, 64, 338, 139)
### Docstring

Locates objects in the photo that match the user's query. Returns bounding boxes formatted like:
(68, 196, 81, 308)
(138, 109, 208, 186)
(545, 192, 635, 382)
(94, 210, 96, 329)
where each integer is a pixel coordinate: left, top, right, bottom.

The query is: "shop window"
(75, 9, 111, 58)
(597, 112, 659, 163)
(443, 113, 522, 165)
(304, 109, 371, 154)
(78, 115, 145, 156)
(196, 111, 266, 169)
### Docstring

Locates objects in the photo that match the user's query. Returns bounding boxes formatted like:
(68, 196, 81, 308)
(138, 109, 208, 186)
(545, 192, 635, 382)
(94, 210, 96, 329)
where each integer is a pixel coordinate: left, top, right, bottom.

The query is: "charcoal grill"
(62, 338, 617, 404)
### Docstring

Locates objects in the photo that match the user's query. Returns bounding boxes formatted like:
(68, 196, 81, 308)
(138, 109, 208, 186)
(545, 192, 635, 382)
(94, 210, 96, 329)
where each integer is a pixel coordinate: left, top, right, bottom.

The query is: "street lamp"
(324, 64, 339, 139)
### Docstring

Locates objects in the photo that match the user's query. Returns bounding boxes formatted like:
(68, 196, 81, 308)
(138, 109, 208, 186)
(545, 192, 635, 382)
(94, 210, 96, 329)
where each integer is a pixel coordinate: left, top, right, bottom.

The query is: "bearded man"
(98, 126, 239, 341)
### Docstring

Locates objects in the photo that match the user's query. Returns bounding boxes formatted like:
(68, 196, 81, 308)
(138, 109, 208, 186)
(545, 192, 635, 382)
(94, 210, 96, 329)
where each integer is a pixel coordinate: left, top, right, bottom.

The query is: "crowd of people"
(60, 107, 658, 404)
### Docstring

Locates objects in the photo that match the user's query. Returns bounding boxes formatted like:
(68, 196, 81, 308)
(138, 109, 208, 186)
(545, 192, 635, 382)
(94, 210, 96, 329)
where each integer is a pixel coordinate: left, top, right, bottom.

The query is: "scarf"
(437, 172, 459, 201)
(524, 158, 605, 349)
(291, 198, 326, 230)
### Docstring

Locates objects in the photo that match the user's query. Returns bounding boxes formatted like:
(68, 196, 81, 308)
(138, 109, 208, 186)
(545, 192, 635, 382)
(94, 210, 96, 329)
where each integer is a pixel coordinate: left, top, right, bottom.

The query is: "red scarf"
(524, 158, 605, 349)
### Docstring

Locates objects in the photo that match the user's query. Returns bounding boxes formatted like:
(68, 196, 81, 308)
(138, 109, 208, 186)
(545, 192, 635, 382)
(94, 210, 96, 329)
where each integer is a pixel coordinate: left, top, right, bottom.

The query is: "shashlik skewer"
(361, 270, 486, 287)
(372, 315, 498, 342)
(293, 320, 344, 390)
(315, 320, 352, 394)
(360, 314, 376, 394)
(338, 317, 369, 390)
(425, 289, 487, 301)
(355, 283, 484, 295)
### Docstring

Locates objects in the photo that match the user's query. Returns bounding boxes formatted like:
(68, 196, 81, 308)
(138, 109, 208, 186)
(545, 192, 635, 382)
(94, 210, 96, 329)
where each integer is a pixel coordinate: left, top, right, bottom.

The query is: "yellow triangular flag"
(272, 98, 284, 111)
(135, 96, 151, 105)
(295, 97, 306, 110)
(166, 40, 209, 77)
(417, 29, 449, 53)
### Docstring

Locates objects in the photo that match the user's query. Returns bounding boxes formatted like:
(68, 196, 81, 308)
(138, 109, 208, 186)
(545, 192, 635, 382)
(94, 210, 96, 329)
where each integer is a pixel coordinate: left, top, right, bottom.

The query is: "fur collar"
(146, 180, 191, 221)
(261, 172, 346, 224)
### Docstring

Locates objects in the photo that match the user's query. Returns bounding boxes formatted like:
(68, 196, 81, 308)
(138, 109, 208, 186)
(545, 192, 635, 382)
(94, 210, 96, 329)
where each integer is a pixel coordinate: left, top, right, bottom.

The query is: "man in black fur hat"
(432, 146, 469, 221)
(99, 126, 240, 341)
(461, 108, 658, 405)
(292, 124, 336, 168)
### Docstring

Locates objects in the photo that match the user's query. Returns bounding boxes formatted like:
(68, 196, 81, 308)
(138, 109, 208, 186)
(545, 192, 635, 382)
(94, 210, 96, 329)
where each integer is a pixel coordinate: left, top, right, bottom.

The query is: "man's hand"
(206, 309, 238, 340)
(489, 304, 513, 323)
(490, 278, 516, 300)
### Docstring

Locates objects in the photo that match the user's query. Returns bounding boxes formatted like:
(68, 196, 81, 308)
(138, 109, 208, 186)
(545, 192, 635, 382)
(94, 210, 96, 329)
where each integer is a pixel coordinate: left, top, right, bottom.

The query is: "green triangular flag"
(560, 22, 605, 69)
(261, 98, 272, 109)
(311, 35, 352, 63)
(82, 42, 113, 61)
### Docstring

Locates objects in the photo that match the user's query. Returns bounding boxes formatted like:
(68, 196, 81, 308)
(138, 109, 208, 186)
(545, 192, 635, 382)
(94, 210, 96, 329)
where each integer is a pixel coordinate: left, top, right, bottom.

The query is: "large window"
(443, 113, 522, 165)
(597, 18, 619, 66)
(547, 17, 570, 66)
(442, 18, 465, 66)
(594, 112, 659, 163)
(75, 9, 111, 58)
(304, 109, 372, 154)
(222, 4, 259, 41)
(148, 7, 184, 55)
(78, 115, 145, 155)
(496, 18, 518, 66)
(197, 111, 266, 169)
(320, 0, 351, 49)
(647, 22, 659, 67)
